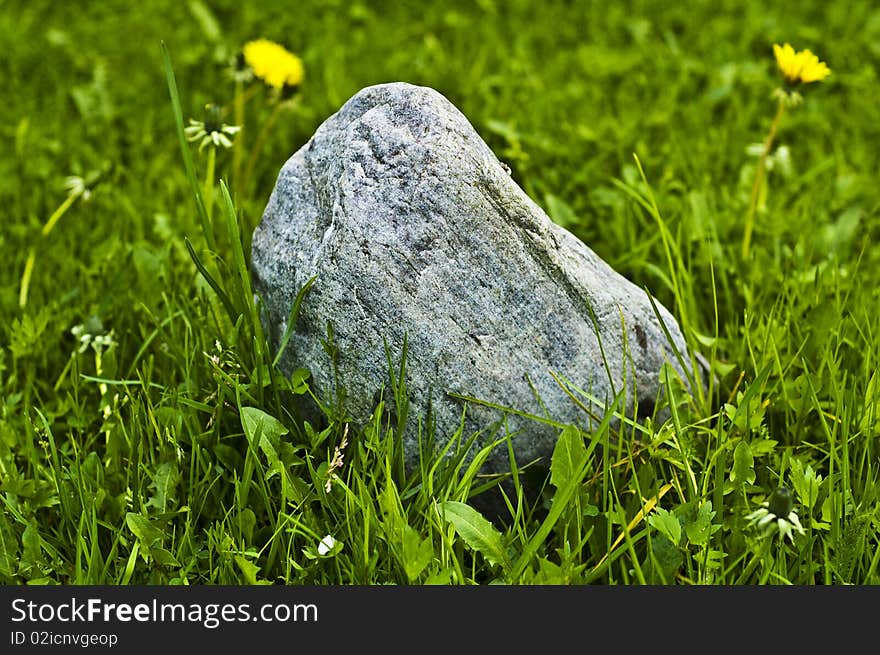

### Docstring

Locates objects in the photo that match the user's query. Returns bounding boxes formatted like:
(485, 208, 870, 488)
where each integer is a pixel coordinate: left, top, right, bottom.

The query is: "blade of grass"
(272, 275, 317, 368)
(184, 237, 238, 321)
(160, 41, 214, 250)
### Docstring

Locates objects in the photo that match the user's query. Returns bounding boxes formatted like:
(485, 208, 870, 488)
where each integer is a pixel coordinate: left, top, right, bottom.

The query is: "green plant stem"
(42, 190, 81, 236)
(232, 79, 245, 187)
(742, 100, 785, 259)
(232, 83, 262, 189)
(18, 249, 36, 308)
(241, 99, 293, 199)
(20, 188, 83, 307)
(203, 145, 216, 225)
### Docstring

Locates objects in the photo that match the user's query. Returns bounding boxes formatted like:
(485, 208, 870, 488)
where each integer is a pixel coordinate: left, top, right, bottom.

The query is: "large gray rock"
(252, 82, 697, 482)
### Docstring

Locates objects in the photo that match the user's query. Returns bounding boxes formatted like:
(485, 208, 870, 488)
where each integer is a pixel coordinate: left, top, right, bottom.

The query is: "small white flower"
(317, 535, 336, 556)
(64, 176, 92, 201)
(746, 487, 806, 543)
(93, 332, 116, 352)
(71, 321, 115, 355)
(772, 145, 792, 176)
(745, 142, 766, 158)
(185, 104, 240, 151)
(745, 144, 792, 176)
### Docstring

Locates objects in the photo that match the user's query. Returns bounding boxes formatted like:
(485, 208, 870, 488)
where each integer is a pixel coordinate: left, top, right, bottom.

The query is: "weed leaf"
(440, 500, 510, 573)
(550, 425, 588, 490)
(647, 506, 681, 546)
(125, 512, 164, 551)
(730, 441, 755, 486)
(240, 406, 289, 474)
(146, 462, 180, 514)
(685, 501, 717, 546)
(402, 526, 434, 582)
(235, 554, 272, 585)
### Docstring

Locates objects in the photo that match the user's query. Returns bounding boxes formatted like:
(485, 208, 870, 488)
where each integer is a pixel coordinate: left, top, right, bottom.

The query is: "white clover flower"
(317, 535, 337, 556)
(746, 487, 806, 543)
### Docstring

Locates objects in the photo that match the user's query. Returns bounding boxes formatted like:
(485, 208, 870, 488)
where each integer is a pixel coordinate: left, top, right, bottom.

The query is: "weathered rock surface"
(252, 82, 697, 482)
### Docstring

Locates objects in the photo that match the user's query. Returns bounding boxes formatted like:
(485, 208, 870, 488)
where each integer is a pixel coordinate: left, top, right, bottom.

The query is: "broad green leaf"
(234, 554, 272, 585)
(750, 439, 779, 456)
(550, 425, 588, 490)
(789, 458, 822, 510)
(402, 526, 433, 582)
(213, 443, 244, 471)
(424, 567, 455, 585)
(440, 500, 510, 572)
(289, 367, 311, 394)
(240, 406, 289, 475)
(240, 406, 289, 443)
(125, 512, 164, 551)
(647, 507, 681, 546)
(151, 548, 181, 567)
(146, 462, 180, 513)
(685, 501, 717, 546)
(533, 557, 567, 584)
(729, 440, 755, 486)
(381, 483, 432, 580)
(21, 519, 42, 570)
(237, 508, 256, 544)
(703, 549, 727, 570)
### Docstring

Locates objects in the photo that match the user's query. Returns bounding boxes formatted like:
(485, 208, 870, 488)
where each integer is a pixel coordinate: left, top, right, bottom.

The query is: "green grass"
(1, 0, 879, 585)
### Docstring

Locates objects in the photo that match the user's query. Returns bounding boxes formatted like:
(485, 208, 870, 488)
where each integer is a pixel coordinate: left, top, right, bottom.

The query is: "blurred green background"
(4, 0, 877, 316)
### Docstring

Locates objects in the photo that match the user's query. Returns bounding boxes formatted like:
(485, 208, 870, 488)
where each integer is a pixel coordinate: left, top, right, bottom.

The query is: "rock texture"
(251, 82, 697, 481)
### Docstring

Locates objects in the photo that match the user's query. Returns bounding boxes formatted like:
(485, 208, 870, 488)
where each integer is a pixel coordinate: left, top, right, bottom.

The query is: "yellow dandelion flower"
(773, 43, 831, 85)
(243, 38, 304, 91)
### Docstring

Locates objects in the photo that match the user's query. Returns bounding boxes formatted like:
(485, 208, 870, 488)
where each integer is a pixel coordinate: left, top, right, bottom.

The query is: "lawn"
(1, 0, 878, 585)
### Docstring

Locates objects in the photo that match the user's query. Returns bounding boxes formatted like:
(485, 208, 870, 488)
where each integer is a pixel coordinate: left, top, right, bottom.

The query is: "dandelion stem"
(203, 145, 216, 225)
(232, 80, 245, 188)
(742, 100, 785, 259)
(241, 99, 294, 199)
